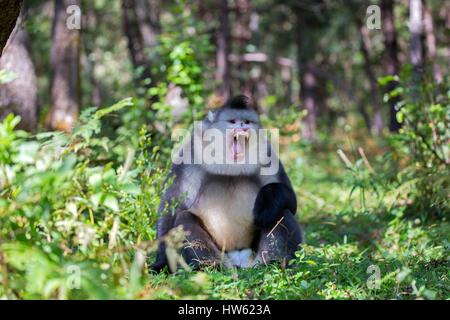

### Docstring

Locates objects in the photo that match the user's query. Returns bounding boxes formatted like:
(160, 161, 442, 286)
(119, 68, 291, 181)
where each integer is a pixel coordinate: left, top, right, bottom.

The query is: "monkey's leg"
(174, 211, 231, 270)
(253, 210, 303, 267)
(150, 214, 176, 272)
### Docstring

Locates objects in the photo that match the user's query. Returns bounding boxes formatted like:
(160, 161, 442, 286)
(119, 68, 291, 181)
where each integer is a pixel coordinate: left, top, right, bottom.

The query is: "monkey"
(151, 95, 302, 272)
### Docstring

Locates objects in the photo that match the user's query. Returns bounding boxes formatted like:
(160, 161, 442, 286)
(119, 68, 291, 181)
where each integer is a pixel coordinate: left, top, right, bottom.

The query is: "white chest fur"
(190, 178, 259, 251)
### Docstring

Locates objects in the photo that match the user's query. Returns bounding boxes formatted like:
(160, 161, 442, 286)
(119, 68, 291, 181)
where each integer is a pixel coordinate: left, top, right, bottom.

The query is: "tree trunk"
(135, 0, 160, 49)
(295, 7, 319, 141)
(423, 2, 443, 83)
(0, 0, 22, 56)
(446, 3, 450, 75)
(121, 0, 153, 88)
(215, 0, 232, 100)
(381, 0, 401, 132)
(234, 0, 253, 99)
(299, 64, 318, 140)
(358, 22, 384, 135)
(0, 8, 38, 131)
(47, 0, 81, 132)
(82, 5, 103, 107)
(409, 0, 424, 84)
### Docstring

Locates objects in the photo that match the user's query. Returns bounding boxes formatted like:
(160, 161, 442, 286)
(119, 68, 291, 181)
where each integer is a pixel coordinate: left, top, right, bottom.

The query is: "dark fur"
(223, 94, 251, 110)
(253, 183, 297, 229)
(151, 96, 302, 272)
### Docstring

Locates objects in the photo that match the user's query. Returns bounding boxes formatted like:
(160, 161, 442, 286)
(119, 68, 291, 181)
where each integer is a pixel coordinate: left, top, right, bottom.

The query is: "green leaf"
(94, 98, 134, 119)
(103, 194, 119, 212)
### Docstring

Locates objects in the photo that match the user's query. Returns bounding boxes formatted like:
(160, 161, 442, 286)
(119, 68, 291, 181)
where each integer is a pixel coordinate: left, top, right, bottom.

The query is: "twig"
(337, 149, 353, 168)
(267, 216, 285, 238)
(358, 147, 374, 173)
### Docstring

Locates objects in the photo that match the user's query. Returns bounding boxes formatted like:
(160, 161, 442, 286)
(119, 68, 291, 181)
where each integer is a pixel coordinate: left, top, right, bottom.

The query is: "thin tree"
(121, 0, 159, 89)
(135, 0, 160, 49)
(409, 0, 424, 85)
(357, 20, 384, 135)
(81, 3, 102, 107)
(381, 0, 401, 132)
(47, 0, 81, 132)
(0, 8, 38, 131)
(295, 5, 320, 141)
(215, 0, 232, 100)
(423, 2, 443, 83)
(234, 0, 253, 100)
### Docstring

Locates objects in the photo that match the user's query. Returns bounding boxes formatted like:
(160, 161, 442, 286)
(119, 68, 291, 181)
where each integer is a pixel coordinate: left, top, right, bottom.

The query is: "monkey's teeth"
(233, 131, 249, 141)
(230, 131, 249, 159)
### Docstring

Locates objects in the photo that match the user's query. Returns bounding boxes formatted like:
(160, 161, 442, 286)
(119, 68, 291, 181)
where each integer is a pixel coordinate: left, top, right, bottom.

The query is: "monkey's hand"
(253, 183, 297, 229)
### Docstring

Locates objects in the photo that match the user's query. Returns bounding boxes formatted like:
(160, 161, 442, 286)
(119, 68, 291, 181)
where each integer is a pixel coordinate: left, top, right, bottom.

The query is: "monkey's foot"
(226, 248, 254, 268)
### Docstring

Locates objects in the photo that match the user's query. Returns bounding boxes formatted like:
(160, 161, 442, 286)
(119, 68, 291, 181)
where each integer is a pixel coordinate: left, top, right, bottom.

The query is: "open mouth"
(230, 129, 249, 160)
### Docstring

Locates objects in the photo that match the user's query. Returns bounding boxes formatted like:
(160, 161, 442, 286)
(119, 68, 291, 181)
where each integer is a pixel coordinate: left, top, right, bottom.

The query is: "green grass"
(0, 109, 448, 300)
(145, 147, 449, 300)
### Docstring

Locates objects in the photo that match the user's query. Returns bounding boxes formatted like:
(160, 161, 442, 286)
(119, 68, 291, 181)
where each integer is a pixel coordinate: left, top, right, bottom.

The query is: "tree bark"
(135, 0, 160, 49)
(47, 0, 81, 132)
(381, 0, 401, 132)
(0, 0, 22, 57)
(121, 0, 153, 88)
(423, 2, 443, 83)
(299, 63, 318, 140)
(409, 0, 424, 83)
(446, 3, 450, 75)
(0, 8, 38, 131)
(295, 6, 319, 141)
(234, 0, 253, 99)
(215, 0, 232, 100)
(81, 5, 103, 107)
(358, 22, 384, 135)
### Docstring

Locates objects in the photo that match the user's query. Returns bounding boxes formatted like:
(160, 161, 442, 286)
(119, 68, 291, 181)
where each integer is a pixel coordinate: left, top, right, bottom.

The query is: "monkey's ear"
(207, 110, 215, 122)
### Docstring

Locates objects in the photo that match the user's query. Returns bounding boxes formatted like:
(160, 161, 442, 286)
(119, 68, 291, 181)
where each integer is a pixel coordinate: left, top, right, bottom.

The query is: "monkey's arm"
(152, 164, 204, 272)
(252, 182, 297, 229)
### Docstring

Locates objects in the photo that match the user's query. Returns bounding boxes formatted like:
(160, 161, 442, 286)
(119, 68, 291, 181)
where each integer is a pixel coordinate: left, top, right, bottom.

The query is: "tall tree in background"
(215, 0, 232, 100)
(121, 0, 160, 89)
(0, 0, 22, 56)
(295, 5, 320, 141)
(81, 4, 102, 107)
(234, 0, 253, 99)
(381, 0, 401, 132)
(445, 2, 450, 80)
(357, 19, 384, 135)
(423, 2, 443, 83)
(47, 0, 81, 132)
(0, 8, 38, 131)
(135, 0, 160, 49)
(409, 0, 424, 86)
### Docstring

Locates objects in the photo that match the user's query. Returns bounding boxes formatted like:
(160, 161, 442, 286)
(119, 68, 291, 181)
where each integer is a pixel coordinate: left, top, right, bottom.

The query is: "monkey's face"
(192, 108, 265, 176)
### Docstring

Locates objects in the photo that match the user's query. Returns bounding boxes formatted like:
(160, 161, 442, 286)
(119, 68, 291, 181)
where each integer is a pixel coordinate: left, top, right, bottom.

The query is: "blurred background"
(1, 0, 447, 137)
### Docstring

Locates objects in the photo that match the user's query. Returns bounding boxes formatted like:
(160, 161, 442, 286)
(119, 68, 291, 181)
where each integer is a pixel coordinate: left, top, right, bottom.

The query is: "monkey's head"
(194, 95, 268, 176)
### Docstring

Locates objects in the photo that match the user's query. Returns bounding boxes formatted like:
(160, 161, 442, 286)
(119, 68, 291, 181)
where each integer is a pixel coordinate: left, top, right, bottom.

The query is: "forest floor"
(1, 113, 447, 299)
(145, 142, 449, 299)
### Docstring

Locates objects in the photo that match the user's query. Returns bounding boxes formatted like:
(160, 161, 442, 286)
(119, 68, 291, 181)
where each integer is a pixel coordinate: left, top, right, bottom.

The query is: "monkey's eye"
(228, 120, 236, 124)
(244, 120, 250, 124)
